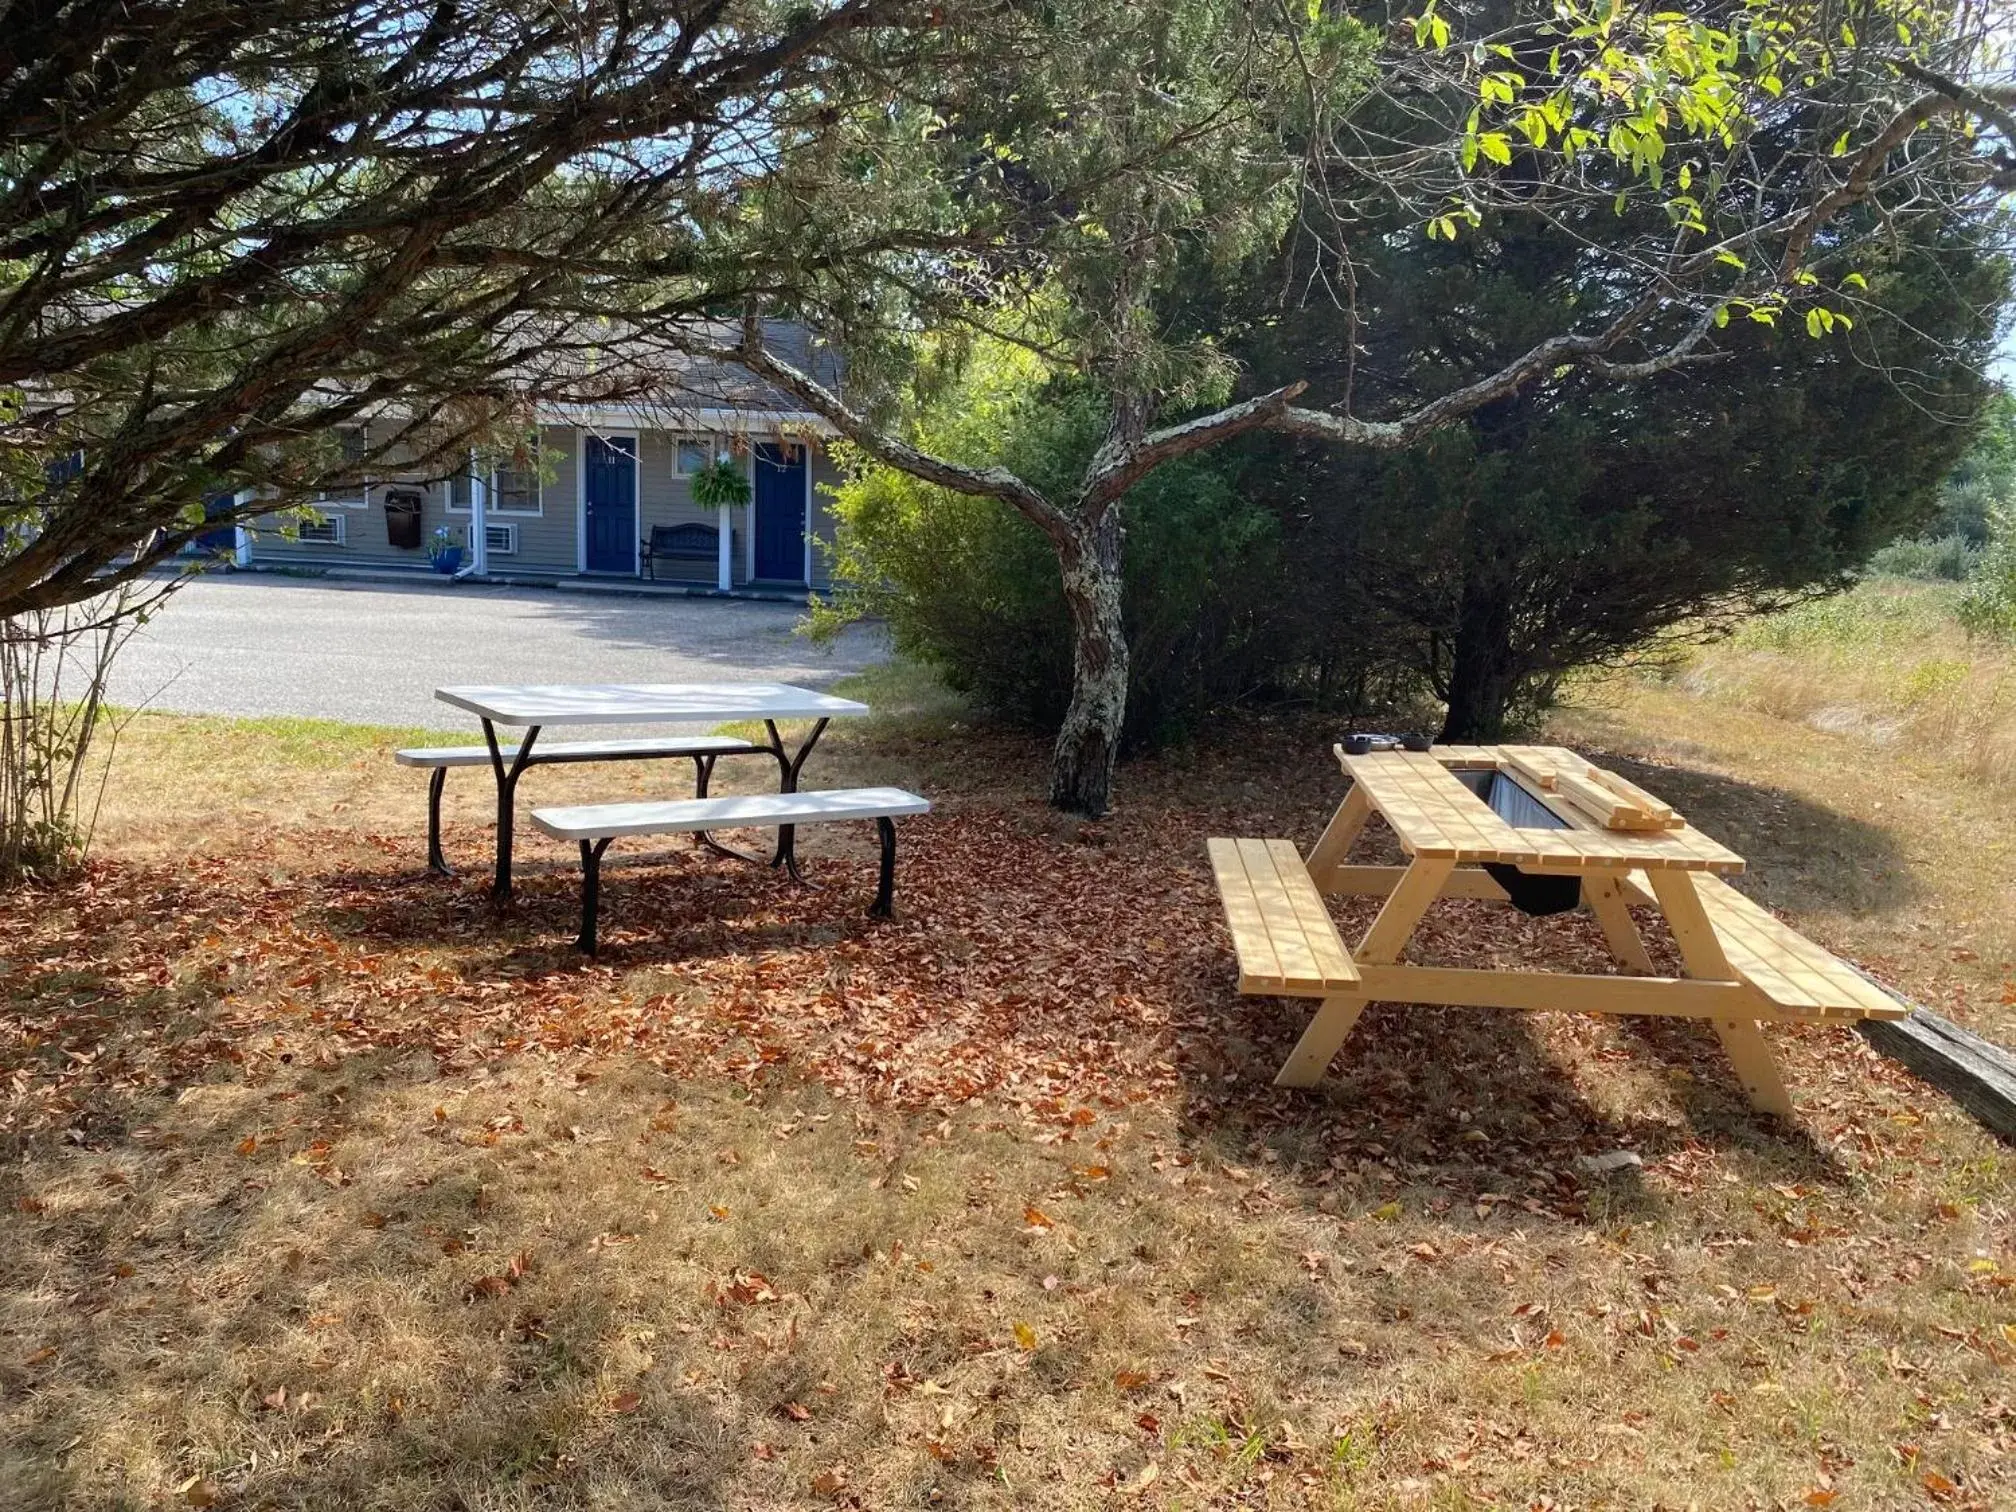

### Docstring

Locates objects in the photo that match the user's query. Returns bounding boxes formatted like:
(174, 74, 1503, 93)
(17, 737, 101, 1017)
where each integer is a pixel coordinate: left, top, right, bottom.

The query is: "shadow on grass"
(1584, 748, 1920, 918)
(0, 1042, 742, 1512)
(307, 843, 902, 972)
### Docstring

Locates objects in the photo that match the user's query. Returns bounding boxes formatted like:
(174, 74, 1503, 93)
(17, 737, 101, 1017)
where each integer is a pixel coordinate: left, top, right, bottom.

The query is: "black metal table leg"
(576, 836, 613, 953)
(425, 767, 452, 875)
(484, 719, 540, 904)
(870, 816, 897, 918)
(766, 716, 829, 883)
(692, 751, 768, 863)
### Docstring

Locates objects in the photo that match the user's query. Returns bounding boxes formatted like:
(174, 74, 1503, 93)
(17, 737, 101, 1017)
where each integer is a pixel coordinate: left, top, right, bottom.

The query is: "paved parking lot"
(107, 574, 887, 730)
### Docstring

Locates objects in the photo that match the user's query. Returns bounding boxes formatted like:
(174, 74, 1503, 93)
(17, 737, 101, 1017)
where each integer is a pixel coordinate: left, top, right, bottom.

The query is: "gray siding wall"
(809, 454, 842, 593)
(248, 422, 843, 590)
(250, 421, 574, 573)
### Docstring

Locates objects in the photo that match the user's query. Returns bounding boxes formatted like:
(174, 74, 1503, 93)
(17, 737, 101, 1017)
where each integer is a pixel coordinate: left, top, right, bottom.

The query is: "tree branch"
(672, 313, 1069, 537)
(1079, 381, 1309, 511)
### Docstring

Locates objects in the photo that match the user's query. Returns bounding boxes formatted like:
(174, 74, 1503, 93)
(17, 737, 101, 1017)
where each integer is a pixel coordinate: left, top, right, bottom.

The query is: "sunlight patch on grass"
(1653, 582, 2016, 795)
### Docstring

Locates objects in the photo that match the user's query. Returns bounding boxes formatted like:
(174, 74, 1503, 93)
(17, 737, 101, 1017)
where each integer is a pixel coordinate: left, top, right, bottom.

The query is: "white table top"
(434, 681, 870, 727)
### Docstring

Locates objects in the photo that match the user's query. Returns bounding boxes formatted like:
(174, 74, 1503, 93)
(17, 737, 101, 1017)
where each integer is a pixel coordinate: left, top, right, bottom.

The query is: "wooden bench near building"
(1208, 743, 1905, 1115)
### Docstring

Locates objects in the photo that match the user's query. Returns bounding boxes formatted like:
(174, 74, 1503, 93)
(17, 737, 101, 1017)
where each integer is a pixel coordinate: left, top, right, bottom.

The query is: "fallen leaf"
(178, 1477, 220, 1508)
(811, 1467, 848, 1497)
(235, 1136, 257, 1157)
(1013, 1321, 1038, 1351)
(1022, 1204, 1054, 1230)
(1115, 1369, 1150, 1391)
(609, 1390, 643, 1414)
(1120, 1461, 1160, 1495)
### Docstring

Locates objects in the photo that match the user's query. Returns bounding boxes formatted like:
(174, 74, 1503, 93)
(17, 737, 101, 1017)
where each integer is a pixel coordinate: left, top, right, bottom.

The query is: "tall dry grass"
(1661, 580, 2016, 794)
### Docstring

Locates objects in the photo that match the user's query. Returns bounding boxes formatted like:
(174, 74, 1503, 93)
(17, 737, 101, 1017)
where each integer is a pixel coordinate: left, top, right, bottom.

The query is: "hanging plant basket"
(689, 456, 752, 510)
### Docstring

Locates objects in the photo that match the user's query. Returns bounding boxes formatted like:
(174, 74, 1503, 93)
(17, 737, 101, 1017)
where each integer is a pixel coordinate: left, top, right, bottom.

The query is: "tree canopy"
(677, 0, 2015, 810)
(0, 0, 935, 616)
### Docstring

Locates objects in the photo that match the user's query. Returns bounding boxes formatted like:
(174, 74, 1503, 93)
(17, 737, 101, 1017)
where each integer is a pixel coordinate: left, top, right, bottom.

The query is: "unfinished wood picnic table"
(1208, 743, 1905, 1115)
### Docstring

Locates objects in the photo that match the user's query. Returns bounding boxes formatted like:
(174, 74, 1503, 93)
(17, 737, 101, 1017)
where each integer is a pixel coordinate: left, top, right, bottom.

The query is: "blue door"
(583, 434, 637, 573)
(194, 492, 238, 555)
(753, 443, 806, 583)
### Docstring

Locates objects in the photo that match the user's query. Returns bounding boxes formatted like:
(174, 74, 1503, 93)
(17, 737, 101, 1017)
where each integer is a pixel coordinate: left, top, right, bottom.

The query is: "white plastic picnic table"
(434, 682, 869, 901)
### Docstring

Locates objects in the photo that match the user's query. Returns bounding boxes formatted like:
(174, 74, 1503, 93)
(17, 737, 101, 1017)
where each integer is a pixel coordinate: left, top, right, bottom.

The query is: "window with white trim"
(447, 435, 542, 516)
(675, 439, 712, 475)
(314, 428, 370, 508)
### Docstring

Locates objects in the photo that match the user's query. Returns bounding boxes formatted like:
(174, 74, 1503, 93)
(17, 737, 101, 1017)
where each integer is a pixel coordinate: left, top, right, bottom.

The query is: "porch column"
(232, 489, 253, 567)
(716, 501, 732, 592)
(470, 467, 489, 576)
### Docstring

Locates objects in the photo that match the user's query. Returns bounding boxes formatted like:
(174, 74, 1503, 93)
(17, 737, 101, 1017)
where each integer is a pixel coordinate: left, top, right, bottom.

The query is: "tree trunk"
(1438, 577, 1521, 743)
(1049, 512, 1129, 817)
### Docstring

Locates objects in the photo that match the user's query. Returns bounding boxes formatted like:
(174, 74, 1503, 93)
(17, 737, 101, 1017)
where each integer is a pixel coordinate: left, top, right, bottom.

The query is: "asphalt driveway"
(107, 574, 887, 730)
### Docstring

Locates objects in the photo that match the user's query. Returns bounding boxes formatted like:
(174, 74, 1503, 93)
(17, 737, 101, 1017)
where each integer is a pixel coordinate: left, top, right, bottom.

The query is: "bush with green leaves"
(1958, 503, 2016, 637)
(1866, 534, 1984, 582)
(817, 348, 1294, 748)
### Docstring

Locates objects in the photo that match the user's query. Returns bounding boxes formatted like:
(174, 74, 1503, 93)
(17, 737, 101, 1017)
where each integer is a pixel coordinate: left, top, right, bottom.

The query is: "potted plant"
(428, 525, 464, 575)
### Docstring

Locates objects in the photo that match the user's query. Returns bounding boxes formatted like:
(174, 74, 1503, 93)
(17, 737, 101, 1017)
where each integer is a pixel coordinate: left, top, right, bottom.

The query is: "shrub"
(820, 361, 1286, 746)
(1958, 502, 2016, 637)
(1865, 533, 1983, 582)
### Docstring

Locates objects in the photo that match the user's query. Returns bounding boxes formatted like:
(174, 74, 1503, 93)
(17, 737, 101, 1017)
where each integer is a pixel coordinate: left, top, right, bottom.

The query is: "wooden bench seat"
(395, 735, 760, 874)
(532, 787, 932, 953)
(1206, 838, 1359, 996)
(1692, 876, 1908, 1022)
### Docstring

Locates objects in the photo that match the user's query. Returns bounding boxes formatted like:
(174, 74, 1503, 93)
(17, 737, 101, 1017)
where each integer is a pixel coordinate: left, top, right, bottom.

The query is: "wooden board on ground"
(1853, 985, 2016, 1144)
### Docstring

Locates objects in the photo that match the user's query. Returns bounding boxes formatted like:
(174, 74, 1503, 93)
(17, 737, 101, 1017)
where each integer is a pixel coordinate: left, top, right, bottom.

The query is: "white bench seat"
(396, 735, 756, 768)
(397, 735, 763, 874)
(530, 786, 932, 953)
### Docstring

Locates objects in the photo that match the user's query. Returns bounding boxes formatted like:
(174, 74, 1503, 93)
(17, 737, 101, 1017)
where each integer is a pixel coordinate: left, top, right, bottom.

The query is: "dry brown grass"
(1663, 582, 2016, 799)
(4, 662, 2015, 1511)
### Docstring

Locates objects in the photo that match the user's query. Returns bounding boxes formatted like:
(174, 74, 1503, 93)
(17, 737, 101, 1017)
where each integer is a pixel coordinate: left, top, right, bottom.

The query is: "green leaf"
(1477, 132, 1512, 167)
(1843, 271, 1868, 290)
(1805, 308, 1825, 338)
(1831, 131, 1851, 157)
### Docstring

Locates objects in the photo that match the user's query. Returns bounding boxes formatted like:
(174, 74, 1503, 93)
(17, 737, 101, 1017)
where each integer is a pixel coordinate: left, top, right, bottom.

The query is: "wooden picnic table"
(433, 681, 869, 901)
(1208, 743, 1905, 1115)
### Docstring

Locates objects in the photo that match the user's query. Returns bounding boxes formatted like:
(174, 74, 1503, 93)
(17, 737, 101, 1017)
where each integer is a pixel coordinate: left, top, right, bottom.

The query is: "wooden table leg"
(1647, 870, 1794, 1118)
(1276, 854, 1454, 1088)
(1584, 873, 1656, 974)
(1305, 786, 1371, 892)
